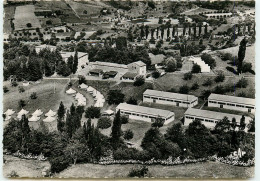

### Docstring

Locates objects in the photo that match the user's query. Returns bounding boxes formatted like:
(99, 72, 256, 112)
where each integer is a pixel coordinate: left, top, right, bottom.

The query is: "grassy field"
(4, 5, 16, 33)
(57, 161, 254, 178)
(67, 1, 103, 17)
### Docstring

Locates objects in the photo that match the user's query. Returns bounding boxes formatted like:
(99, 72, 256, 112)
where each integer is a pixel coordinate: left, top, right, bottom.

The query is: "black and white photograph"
(2, 0, 256, 179)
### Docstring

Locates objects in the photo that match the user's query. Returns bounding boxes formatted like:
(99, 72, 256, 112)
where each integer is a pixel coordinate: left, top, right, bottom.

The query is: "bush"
(226, 66, 238, 75)
(183, 72, 193, 80)
(202, 78, 212, 86)
(9, 170, 19, 178)
(3, 86, 9, 93)
(201, 53, 216, 68)
(127, 97, 138, 105)
(179, 85, 190, 94)
(123, 129, 134, 140)
(152, 71, 160, 79)
(221, 53, 233, 61)
(236, 78, 248, 88)
(213, 85, 226, 94)
(50, 156, 70, 173)
(215, 72, 225, 83)
(30, 92, 37, 99)
(11, 81, 18, 87)
(191, 82, 199, 90)
(85, 106, 101, 119)
(191, 64, 201, 73)
(238, 91, 246, 97)
(121, 115, 129, 124)
(19, 99, 26, 108)
(18, 86, 25, 93)
(128, 166, 149, 177)
(134, 76, 145, 86)
(97, 117, 112, 129)
(200, 90, 211, 99)
(107, 90, 125, 105)
(242, 62, 252, 73)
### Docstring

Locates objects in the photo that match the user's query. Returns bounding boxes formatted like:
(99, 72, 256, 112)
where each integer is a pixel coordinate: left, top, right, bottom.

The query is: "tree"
(247, 118, 255, 132)
(19, 99, 26, 108)
(107, 90, 125, 104)
(193, 23, 197, 39)
(67, 55, 74, 73)
(231, 117, 237, 131)
(202, 78, 212, 86)
(191, 63, 201, 73)
(85, 106, 101, 119)
(158, 17, 163, 24)
(191, 82, 199, 90)
(165, 58, 177, 72)
(215, 116, 231, 132)
(183, 72, 192, 80)
(121, 115, 129, 124)
(126, 97, 138, 105)
(30, 92, 37, 99)
(116, 37, 127, 50)
(50, 156, 70, 173)
(215, 72, 225, 82)
(236, 78, 248, 88)
(152, 70, 160, 79)
(151, 117, 165, 128)
(179, 85, 189, 94)
(3, 86, 9, 93)
(145, 25, 149, 39)
(27, 56, 43, 81)
(124, 129, 134, 140)
(134, 76, 145, 86)
(165, 122, 186, 148)
(97, 117, 112, 129)
(72, 51, 78, 74)
(64, 139, 90, 164)
(204, 24, 208, 34)
(201, 53, 216, 69)
(237, 38, 247, 74)
(57, 101, 66, 120)
(160, 26, 164, 39)
(140, 26, 145, 39)
(111, 111, 122, 148)
(240, 115, 246, 131)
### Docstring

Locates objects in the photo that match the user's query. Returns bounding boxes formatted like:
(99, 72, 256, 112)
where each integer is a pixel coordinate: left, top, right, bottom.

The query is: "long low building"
(208, 93, 255, 114)
(184, 108, 251, 132)
(143, 89, 198, 108)
(116, 103, 175, 125)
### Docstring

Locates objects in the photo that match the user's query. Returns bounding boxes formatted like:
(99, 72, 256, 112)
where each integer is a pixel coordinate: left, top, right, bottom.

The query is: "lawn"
(3, 79, 76, 131)
(57, 161, 254, 178)
(4, 5, 16, 33)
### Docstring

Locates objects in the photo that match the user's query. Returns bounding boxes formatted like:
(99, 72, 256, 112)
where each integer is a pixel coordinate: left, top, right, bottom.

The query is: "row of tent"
(4, 108, 57, 122)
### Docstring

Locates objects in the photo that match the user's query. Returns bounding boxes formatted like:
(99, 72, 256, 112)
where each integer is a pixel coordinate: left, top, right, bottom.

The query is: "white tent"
(5, 109, 15, 116)
(29, 116, 40, 122)
(77, 100, 86, 106)
(45, 109, 56, 117)
(17, 109, 29, 119)
(66, 88, 76, 94)
(43, 116, 55, 122)
(75, 93, 84, 100)
(87, 86, 94, 93)
(6, 115, 12, 120)
(23, 82, 30, 87)
(79, 83, 88, 89)
(32, 109, 43, 117)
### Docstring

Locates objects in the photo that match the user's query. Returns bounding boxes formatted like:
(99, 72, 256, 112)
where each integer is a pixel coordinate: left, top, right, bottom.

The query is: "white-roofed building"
(5, 109, 15, 116)
(79, 83, 88, 89)
(43, 116, 56, 122)
(45, 110, 57, 117)
(17, 109, 29, 119)
(116, 103, 175, 125)
(66, 88, 76, 94)
(143, 89, 198, 108)
(189, 56, 210, 73)
(127, 61, 147, 76)
(208, 93, 255, 114)
(35, 44, 56, 54)
(29, 116, 40, 122)
(32, 109, 43, 117)
(184, 108, 252, 132)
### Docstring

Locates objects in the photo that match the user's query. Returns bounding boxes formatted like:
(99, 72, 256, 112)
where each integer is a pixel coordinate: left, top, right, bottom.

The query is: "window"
(218, 102, 226, 105)
(195, 118, 204, 121)
(144, 96, 150, 99)
(236, 105, 245, 108)
(227, 103, 235, 106)
(246, 106, 254, 109)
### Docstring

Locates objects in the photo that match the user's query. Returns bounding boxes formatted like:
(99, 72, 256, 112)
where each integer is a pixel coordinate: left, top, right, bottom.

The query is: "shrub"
(202, 78, 212, 86)
(201, 53, 216, 68)
(19, 99, 26, 108)
(183, 72, 193, 80)
(11, 81, 18, 87)
(152, 71, 160, 79)
(30, 92, 37, 99)
(236, 78, 248, 88)
(123, 129, 134, 140)
(226, 66, 238, 75)
(134, 76, 145, 86)
(18, 86, 25, 93)
(242, 62, 252, 73)
(215, 72, 225, 83)
(9, 170, 19, 178)
(97, 117, 112, 129)
(128, 166, 149, 177)
(121, 115, 129, 124)
(191, 82, 199, 90)
(3, 86, 9, 93)
(191, 64, 201, 73)
(50, 156, 70, 173)
(126, 97, 138, 105)
(238, 91, 246, 97)
(108, 90, 125, 105)
(26, 23, 32, 28)
(213, 85, 226, 94)
(221, 52, 233, 61)
(200, 90, 211, 99)
(85, 106, 101, 119)
(179, 85, 190, 94)
(225, 84, 234, 92)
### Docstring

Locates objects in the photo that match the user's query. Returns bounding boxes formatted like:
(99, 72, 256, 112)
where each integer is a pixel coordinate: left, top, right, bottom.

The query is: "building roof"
(104, 71, 118, 76)
(184, 108, 251, 124)
(208, 93, 255, 106)
(92, 61, 128, 69)
(122, 72, 138, 79)
(89, 69, 103, 74)
(117, 103, 174, 119)
(143, 89, 198, 102)
(129, 61, 146, 67)
(149, 53, 165, 65)
(60, 51, 88, 59)
(35, 44, 56, 49)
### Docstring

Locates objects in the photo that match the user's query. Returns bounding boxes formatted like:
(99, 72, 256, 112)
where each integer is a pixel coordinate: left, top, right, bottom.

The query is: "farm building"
(208, 93, 255, 114)
(103, 71, 118, 79)
(35, 44, 56, 53)
(89, 69, 103, 77)
(184, 108, 251, 132)
(116, 103, 175, 125)
(127, 61, 147, 75)
(121, 72, 138, 81)
(143, 89, 198, 108)
(149, 53, 165, 68)
(91, 61, 128, 72)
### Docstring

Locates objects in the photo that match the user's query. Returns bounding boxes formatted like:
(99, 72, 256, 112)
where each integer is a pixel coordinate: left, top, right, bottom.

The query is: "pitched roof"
(60, 52, 88, 59)
(184, 108, 251, 124)
(89, 69, 103, 74)
(122, 72, 138, 79)
(117, 103, 174, 119)
(92, 61, 128, 69)
(129, 61, 146, 67)
(208, 93, 255, 106)
(143, 89, 198, 102)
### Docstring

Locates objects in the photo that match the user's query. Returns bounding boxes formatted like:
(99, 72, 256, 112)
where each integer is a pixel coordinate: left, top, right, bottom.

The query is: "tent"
(32, 109, 43, 117)
(5, 109, 15, 116)
(29, 116, 40, 122)
(66, 88, 76, 94)
(79, 83, 88, 89)
(5, 115, 12, 120)
(87, 86, 94, 93)
(23, 82, 30, 87)
(43, 116, 55, 122)
(17, 109, 29, 119)
(45, 109, 56, 117)
(75, 93, 84, 100)
(77, 101, 86, 106)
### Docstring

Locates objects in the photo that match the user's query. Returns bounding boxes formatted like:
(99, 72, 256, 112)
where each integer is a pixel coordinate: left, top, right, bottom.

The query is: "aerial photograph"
(2, 0, 255, 179)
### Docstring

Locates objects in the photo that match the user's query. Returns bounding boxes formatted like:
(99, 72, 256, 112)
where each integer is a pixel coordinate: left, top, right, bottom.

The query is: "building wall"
(128, 64, 146, 75)
(143, 96, 198, 108)
(208, 101, 255, 114)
